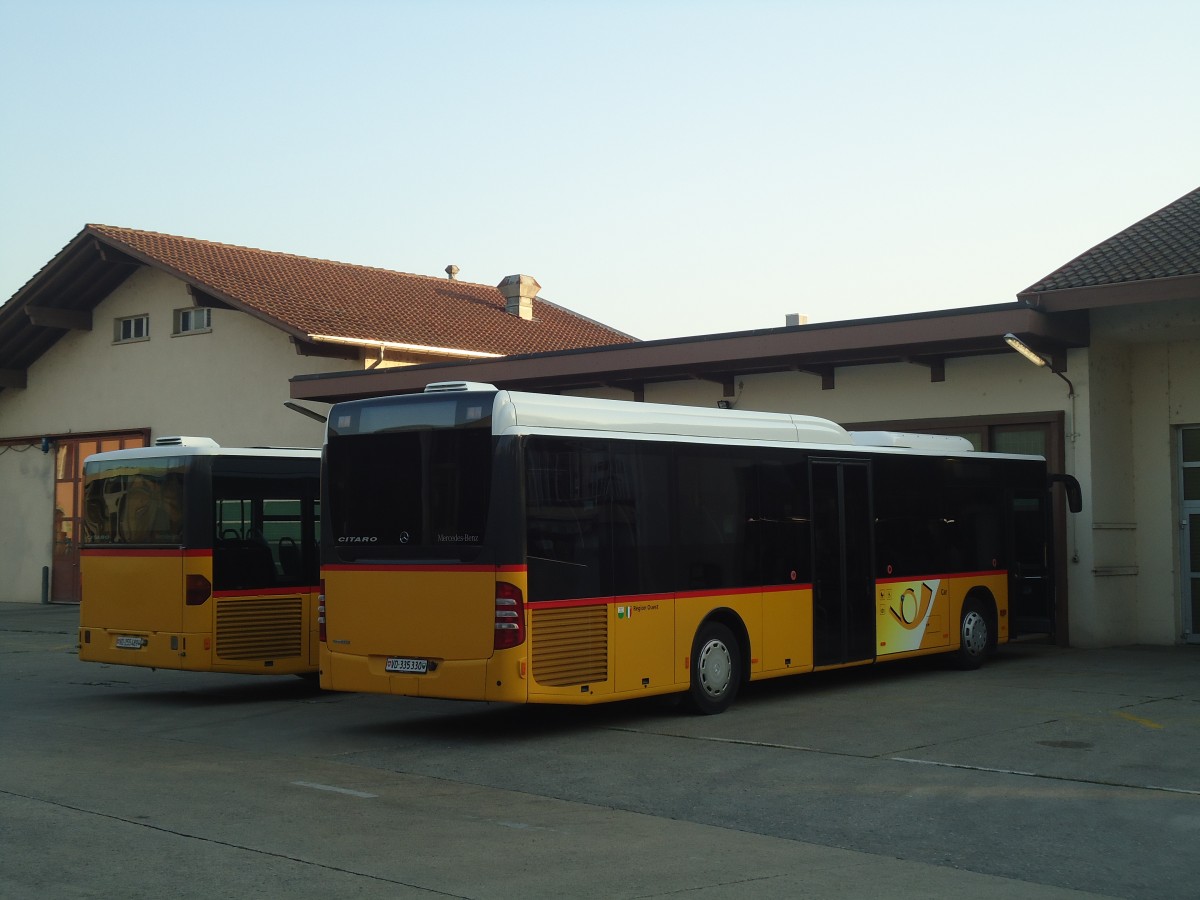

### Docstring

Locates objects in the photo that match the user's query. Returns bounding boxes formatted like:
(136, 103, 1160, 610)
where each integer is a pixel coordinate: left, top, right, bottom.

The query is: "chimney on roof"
(498, 274, 540, 321)
(785, 313, 808, 327)
(445, 265, 459, 281)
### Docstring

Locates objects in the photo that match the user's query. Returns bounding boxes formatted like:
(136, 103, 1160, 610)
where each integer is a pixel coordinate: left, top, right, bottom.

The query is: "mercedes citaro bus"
(318, 383, 1079, 713)
(79, 438, 321, 676)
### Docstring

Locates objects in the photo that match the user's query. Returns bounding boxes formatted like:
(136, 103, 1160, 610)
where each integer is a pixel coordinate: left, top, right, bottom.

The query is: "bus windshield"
(326, 394, 494, 559)
(83, 457, 187, 545)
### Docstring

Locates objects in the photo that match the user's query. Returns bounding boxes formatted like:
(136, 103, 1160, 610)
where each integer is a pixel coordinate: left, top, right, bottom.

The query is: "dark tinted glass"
(213, 474, 319, 590)
(753, 458, 810, 586)
(82, 458, 188, 545)
(525, 438, 611, 601)
(675, 447, 756, 590)
(327, 428, 493, 558)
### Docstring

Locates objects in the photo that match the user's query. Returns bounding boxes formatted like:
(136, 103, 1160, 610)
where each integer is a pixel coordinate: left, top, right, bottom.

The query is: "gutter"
(306, 333, 502, 361)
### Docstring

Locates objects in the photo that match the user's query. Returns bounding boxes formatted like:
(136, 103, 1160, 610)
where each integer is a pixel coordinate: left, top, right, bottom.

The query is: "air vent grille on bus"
(215, 596, 304, 660)
(531, 605, 608, 686)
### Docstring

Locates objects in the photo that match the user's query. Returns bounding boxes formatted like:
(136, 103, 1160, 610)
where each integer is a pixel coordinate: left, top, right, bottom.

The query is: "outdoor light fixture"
(1004, 333, 1048, 367)
(1003, 333, 1075, 397)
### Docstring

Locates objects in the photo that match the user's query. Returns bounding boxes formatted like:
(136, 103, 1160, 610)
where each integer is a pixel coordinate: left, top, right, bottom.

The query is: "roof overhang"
(290, 302, 1090, 404)
(1018, 272, 1200, 312)
(0, 226, 324, 397)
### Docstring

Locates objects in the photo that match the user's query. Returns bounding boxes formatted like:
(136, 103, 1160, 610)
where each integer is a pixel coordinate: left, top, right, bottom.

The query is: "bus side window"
(524, 438, 609, 602)
(754, 460, 810, 586)
(610, 442, 672, 597)
(675, 448, 755, 590)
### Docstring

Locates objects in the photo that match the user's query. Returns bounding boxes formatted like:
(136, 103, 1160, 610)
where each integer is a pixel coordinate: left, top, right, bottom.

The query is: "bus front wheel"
(685, 621, 742, 715)
(954, 598, 991, 670)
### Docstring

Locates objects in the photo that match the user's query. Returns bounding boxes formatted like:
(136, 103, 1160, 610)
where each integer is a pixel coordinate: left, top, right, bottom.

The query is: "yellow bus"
(79, 438, 321, 676)
(319, 383, 1079, 713)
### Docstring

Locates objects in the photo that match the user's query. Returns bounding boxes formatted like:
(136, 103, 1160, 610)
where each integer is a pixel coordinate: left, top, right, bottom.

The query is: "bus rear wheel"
(685, 621, 741, 715)
(954, 598, 991, 670)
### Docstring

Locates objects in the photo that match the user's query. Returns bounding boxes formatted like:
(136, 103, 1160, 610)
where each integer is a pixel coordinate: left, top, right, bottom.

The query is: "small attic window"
(173, 307, 212, 335)
(114, 314, 149, 343)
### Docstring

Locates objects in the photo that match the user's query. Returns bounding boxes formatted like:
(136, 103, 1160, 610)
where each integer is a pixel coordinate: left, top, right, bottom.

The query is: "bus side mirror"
(1048, 473, 1083, 514)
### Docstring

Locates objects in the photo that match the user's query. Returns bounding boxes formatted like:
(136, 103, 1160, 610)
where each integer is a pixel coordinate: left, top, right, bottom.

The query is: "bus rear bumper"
(78, 627, 198, 670)
(78, 627, 315, 676)
(320, 645, 529, 703)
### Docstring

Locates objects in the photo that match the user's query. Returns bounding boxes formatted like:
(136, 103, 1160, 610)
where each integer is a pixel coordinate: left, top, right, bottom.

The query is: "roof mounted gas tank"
(153, 436, 220, 448)
(423, 382, 498, 393)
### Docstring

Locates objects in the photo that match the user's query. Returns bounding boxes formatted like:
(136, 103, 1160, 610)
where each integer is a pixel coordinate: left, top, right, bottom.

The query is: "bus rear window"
(327, 428, 493, 559)
(83, 458, 187, 545)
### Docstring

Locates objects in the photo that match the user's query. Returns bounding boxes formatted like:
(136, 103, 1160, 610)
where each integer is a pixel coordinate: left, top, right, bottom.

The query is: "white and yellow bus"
(319, 383, 1078, 713)
(79, 438, 321, 676)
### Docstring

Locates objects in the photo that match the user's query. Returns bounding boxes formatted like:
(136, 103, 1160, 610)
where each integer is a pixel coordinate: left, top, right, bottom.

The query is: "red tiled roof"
(1020, 186, 1200, 295)
(87, 225, 636, 354)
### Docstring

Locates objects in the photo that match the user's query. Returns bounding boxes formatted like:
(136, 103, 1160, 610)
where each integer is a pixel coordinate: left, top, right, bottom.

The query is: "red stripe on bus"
(81, 548, 207, 558)
(675, 585, 767, 601)
(875, 570, 1005, 585)
(322, 564, 515, 574)
(531, 585, 812, 610)
(214, 586, 321, 598)
(763, 583, 814, 594)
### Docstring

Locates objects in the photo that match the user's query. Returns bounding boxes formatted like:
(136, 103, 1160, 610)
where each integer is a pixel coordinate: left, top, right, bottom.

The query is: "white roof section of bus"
(84, 439, 320, 465)
(424, 381, 1039, 460)
(850, 431, 975, 452)
(492, 390, 853, 445)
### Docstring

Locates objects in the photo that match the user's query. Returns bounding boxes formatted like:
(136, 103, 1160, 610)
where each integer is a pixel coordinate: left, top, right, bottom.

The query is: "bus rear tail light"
(318, 579, 327, 643)
(185, 574, 211, 606)
(494, 582, 525, 650)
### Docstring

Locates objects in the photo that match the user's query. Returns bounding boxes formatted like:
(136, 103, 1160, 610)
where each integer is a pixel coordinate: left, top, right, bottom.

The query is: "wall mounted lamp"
(1003, 333, 1075, 397)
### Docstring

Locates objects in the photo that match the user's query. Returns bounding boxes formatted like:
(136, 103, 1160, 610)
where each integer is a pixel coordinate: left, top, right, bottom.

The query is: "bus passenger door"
(810, 460, 875, 667)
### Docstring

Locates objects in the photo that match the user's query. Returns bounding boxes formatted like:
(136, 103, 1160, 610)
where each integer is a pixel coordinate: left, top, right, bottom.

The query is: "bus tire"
(685, 621, 741, 715)
(954, 597, 991, 670)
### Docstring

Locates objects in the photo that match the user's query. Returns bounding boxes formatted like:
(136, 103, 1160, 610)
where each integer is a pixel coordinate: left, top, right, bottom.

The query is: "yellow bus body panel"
(321, 565, 512, 698)
(319, 568, 1010, 705)
(758, 585, 814, 675)
(79, 550, 317, 675)
(80, 550, 187, 669)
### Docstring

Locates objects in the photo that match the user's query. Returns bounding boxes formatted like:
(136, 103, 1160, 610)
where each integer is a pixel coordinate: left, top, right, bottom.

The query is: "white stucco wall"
(0, 266, 351, 604)
(0, 445, 55, 601)
(1083, 300, 1200, 646)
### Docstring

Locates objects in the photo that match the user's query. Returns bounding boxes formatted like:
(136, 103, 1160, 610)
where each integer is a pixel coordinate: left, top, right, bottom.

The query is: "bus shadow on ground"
(345, 643, 1055, 741)
(93, 673, 325, 707)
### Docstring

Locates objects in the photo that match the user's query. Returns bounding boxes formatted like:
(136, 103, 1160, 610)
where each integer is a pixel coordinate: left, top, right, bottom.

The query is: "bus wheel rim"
(962, 610, 988, 655)
(698, 638, 732, 697)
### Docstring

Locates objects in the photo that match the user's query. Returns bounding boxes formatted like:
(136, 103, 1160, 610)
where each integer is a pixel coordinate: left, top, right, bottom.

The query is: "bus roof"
(84, 440, 320, 465)
(352, 382, 1044, 462)
(494, 389, 855, 446)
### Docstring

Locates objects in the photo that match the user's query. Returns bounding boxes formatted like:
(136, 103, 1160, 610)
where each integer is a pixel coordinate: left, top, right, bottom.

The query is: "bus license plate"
(115, 636, 146, 649)
(385, 657, 428, 674)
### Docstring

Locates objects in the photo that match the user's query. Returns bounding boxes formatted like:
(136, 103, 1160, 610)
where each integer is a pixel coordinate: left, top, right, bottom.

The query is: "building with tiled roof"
(0, 225, 635, 394)
(1020, 186, 1200, 296)
(0, 225, 635, 603)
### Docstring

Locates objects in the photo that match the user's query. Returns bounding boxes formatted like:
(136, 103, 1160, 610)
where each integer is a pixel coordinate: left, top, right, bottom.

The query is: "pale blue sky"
(1, 0, 1196, 340)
